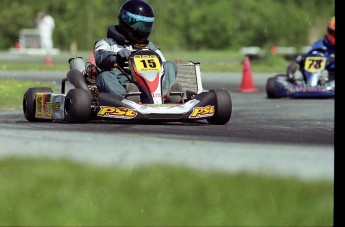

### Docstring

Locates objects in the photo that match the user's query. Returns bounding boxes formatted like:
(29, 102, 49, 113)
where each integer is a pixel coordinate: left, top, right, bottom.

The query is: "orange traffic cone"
(44, 55, 53, 66)
(89, 50, 95, 64)
(237, 56, 258, 93)
(15, 40, 21, 50)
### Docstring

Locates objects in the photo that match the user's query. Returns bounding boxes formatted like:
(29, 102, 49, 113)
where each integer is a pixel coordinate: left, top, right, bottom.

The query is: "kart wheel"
(23, 87, 53, 122)
(64, 88, 92, 123)
(267, 74, 287, 99)
(266, 77, 277, 98)
(207, 89, 232, 125)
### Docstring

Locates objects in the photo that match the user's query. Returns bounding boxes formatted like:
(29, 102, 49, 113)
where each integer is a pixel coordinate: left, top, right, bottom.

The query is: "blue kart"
(266, 47, 335, 99)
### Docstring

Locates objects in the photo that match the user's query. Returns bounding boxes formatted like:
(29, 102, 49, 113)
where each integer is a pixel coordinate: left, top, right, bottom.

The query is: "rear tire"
(64, 88, 92, 123)
(207, 89, 232, 125)
(23, 87, 53, 122)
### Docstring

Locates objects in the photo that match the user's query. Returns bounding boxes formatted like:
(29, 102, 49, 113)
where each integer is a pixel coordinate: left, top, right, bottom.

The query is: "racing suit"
(307, 36, 335, 80)
(310, 35, 335, 55)
(93, 25, 177, 97)
(287, 35, 335, 83)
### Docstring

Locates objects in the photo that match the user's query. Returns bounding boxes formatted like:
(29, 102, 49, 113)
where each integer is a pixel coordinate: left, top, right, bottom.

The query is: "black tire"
(23, 87, 53, 122)
(266, 77, 277, 98)
(207, 89, 232, 125)
(266, 74, 286, 99)
(64, 88, 92, 123)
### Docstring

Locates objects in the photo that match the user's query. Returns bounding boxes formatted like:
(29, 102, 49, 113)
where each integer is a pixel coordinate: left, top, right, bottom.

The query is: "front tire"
(207, 89, 232, 125)
(266, 77, 277, 98)
(64, 88, 92, 123)
(266, 74, 286, 99)
(23, 87, 53, 122)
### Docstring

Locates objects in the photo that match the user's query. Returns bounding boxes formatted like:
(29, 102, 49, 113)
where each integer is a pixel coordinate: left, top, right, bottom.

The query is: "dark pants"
(96, 61, 177, 96)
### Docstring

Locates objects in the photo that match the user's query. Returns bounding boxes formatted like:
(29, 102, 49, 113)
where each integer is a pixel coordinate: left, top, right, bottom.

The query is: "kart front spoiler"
(96, 91, 218, 122)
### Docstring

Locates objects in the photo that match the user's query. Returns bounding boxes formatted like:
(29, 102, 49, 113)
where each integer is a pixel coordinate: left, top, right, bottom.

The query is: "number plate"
(133, 55, 161, 72)
(304, 56, 326, 73)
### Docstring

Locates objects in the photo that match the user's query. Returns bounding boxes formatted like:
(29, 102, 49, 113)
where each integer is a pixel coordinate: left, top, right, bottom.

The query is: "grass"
(0, 50, 291, 72)
(0, 79, 59, 111)
(0, 158, 333, 226)
(0, 61, 68, 71)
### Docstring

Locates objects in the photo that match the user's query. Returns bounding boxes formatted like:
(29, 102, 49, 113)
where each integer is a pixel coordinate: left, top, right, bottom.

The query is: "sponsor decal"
(189, 105, 215, 118)
(144, 104, 178, 107)
(287, 84, 324, 93)
(35, 95, 43, 116)
(151, 92, 161, 98)
(97, 106, 137, 119)
(46, 103, 61, 112)
(35, 93, 52, 118)
(51, 95, 65, 119)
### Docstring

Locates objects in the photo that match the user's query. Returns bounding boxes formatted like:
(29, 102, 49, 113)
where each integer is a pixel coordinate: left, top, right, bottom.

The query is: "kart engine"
(69, 57, 100, 98)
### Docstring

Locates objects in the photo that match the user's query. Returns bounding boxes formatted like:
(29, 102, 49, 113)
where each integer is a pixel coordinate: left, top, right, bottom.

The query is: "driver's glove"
(117, 48, 131, 60)
(286, 63, 298, 84)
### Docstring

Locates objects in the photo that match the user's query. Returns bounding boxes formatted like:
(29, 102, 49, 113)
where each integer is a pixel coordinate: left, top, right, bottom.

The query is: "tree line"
(0, 0, 334, 51)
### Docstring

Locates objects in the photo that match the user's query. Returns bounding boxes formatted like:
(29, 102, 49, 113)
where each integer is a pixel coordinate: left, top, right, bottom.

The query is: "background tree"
(0, 0, 334, 51)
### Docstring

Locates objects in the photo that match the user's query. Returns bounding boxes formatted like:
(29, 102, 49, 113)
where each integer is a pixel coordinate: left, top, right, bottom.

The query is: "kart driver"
(286, 17, 335, 84)
(93, 0, 182, 103)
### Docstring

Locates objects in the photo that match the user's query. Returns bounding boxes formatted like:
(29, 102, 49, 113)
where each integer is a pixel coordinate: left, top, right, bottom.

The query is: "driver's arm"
(94, 38, 126, 70)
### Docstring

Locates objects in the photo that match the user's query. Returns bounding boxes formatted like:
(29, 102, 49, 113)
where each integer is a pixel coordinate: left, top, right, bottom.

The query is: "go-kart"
(266, 47, 335, 98)
(23, 49, 232, 125)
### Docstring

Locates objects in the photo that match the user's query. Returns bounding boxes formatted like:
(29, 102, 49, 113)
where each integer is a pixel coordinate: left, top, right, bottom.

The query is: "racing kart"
(266, 47, 335, 98)
(23, 49, 232, 124)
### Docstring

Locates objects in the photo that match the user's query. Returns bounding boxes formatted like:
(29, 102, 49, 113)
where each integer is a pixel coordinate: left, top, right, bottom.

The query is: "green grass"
(0, 158, 333, 226)
(0, 61, 68, 71)
(0, 79, 59, 111)
(0, 50, 291, 72)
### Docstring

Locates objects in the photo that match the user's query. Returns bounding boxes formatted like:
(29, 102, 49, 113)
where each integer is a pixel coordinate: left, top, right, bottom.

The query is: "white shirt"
(38, 15, 55, 35)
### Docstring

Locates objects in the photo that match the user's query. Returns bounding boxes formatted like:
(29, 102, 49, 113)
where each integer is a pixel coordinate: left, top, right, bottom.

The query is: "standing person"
(93, 0, 182, 103)
(36, 11, 55, 50)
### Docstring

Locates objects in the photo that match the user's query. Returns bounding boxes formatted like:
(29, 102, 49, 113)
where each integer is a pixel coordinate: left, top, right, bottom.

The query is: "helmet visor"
(120, 10, 154, 33)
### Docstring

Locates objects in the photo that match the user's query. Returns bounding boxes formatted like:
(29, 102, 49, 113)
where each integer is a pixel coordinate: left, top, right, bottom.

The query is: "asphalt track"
(0, 70, 335, 181)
